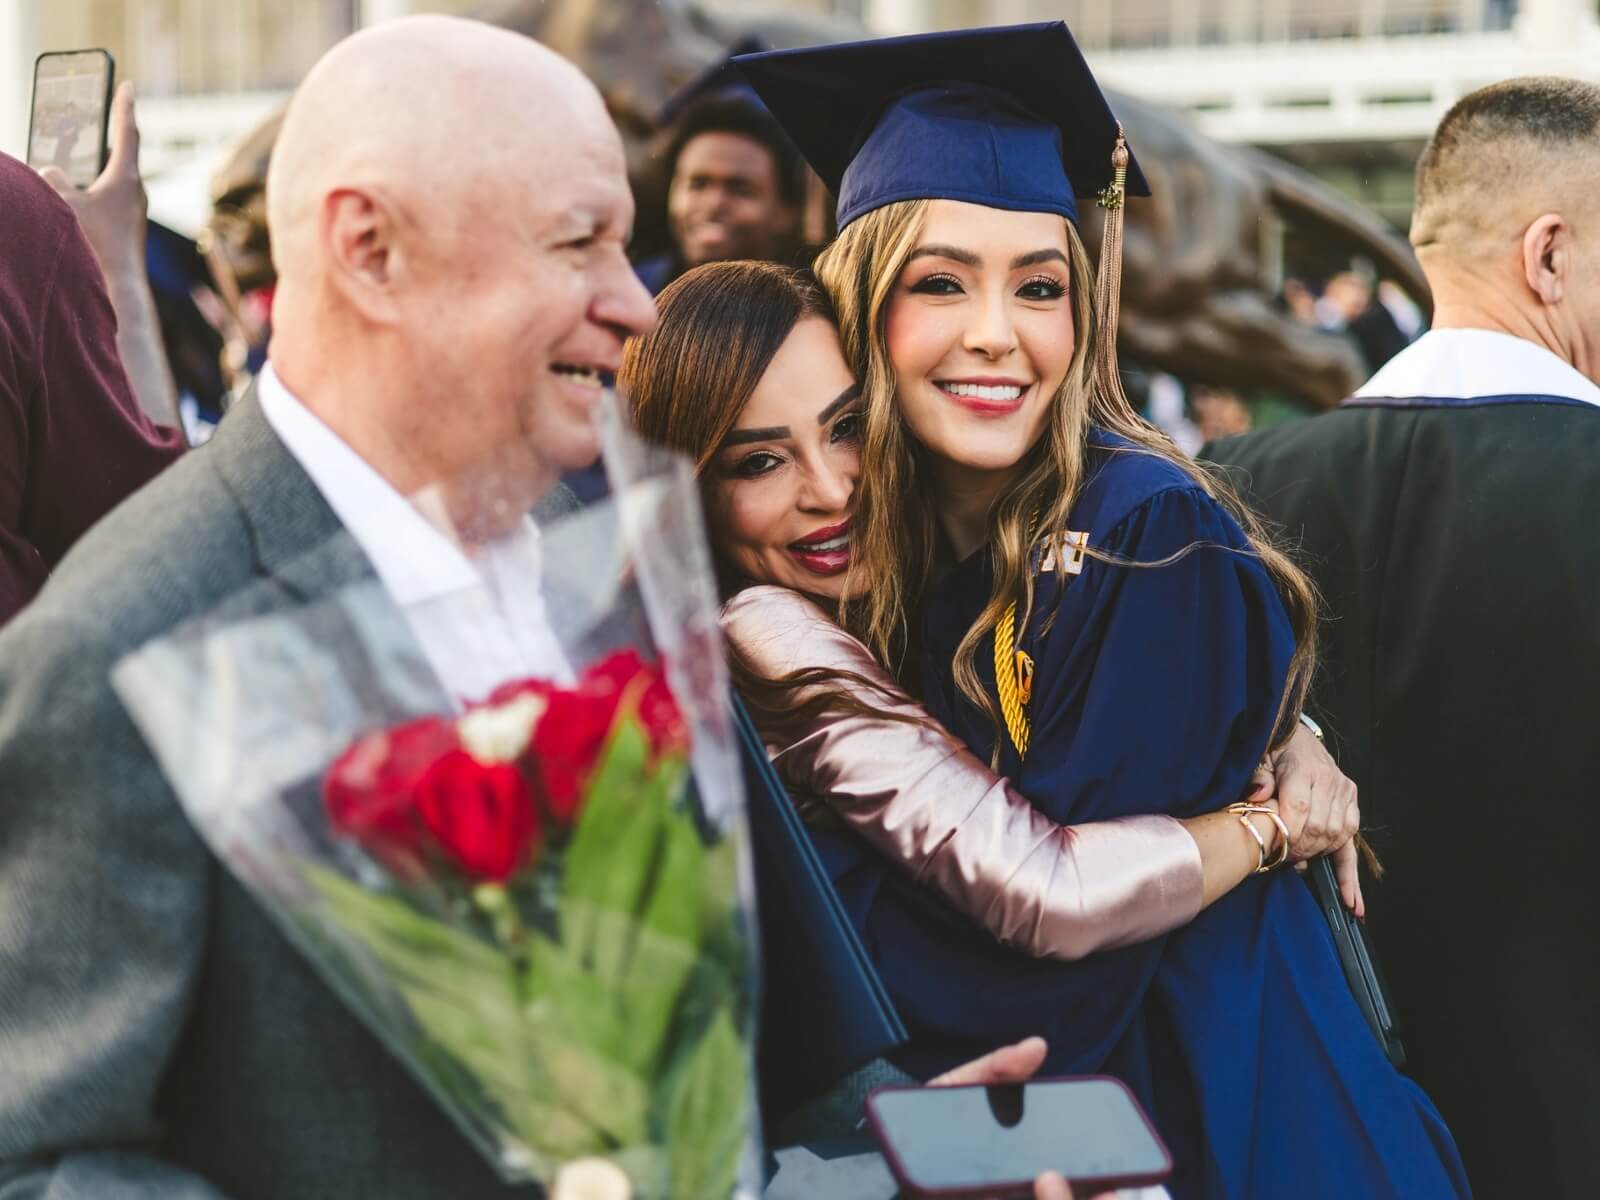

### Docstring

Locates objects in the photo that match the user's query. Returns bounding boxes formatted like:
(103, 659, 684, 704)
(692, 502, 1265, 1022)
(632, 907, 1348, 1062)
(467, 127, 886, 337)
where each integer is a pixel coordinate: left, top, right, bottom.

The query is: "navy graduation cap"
(657, 35, 771, 126)
(733, 21, 1147, 231)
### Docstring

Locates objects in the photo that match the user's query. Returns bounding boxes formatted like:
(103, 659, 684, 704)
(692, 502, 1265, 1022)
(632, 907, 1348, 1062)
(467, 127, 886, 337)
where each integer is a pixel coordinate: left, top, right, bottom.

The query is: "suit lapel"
(207, 387, 378, 603)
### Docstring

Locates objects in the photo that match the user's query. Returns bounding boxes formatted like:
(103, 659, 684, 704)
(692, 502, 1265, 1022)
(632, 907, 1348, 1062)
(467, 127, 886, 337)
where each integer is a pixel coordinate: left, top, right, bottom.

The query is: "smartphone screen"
(27, 50, 115, 189)
(869, 1076, 1170, 1195)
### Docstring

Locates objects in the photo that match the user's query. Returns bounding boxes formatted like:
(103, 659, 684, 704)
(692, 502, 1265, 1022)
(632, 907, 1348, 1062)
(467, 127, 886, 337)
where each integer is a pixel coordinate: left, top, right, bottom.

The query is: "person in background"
(632, 45, 806, 295)
(1204, 75, 1600, 1198)
(0, 93, 184, 627)
(145, 219, 231, 444)
(1376, 278, 1424, 342)
(1187, 384, 1252, 444)
(1328, 268, 1412, 375)
(1141, 372, 1203, 456)
(37, 81, 183, 434)
(1281, 276, 1320, 326)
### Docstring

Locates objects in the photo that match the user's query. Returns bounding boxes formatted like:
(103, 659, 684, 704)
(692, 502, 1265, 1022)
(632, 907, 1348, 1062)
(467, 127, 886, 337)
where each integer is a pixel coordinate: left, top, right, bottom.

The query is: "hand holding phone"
(27, 50, 116, 190)
(867, 1075, 1171, 1199)
(33, 78, 149, 277)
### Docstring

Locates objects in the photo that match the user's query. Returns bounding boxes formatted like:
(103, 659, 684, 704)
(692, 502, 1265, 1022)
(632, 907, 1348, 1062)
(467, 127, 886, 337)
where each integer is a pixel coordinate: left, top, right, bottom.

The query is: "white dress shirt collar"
(256, 363, 571, 703)
(1354, 327, 1600, 408)
(256, 362, 487, 605)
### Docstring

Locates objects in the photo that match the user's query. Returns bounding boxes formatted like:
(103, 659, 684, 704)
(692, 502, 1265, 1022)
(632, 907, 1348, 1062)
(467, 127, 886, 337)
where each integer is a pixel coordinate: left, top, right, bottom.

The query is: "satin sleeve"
(721, 585, 1203, 961)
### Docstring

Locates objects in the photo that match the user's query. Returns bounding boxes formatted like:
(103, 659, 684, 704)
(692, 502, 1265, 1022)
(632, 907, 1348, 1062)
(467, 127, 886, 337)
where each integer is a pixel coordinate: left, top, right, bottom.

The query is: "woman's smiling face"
(884, 200, 1076, 478)
(703, 317, 864, 602)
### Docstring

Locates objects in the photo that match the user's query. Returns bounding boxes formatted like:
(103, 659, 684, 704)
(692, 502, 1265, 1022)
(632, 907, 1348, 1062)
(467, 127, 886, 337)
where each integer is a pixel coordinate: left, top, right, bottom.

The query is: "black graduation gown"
(1204, 392, 1600, 1199)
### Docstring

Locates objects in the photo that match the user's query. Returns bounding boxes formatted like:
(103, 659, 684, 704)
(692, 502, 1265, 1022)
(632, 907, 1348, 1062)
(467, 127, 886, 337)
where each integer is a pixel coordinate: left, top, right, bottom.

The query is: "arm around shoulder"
(721, 586, 1203, 959)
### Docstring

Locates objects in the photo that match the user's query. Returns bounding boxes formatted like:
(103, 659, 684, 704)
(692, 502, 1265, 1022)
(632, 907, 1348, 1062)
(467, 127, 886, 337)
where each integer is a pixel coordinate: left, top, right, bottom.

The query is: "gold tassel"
(1093, 125, 1131, 410)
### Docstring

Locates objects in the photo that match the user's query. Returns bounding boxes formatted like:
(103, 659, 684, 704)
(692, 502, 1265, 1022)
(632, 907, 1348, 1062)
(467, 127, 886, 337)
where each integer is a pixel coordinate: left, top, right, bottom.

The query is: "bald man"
(0, 20, 1079, 1199)
(0, 17, 654, 1198)
(1204, 77, 1600, 1197)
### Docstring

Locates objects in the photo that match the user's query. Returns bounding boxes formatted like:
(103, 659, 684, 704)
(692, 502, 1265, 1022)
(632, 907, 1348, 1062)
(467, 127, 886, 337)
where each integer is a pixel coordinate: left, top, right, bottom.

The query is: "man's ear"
(321, 187, 403, 323)
(1521, 212, 1569, 307)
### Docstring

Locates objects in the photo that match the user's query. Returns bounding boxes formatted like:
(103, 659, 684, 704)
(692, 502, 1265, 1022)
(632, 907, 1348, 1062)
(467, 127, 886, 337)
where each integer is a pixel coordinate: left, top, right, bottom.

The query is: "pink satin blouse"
(721, 585, 1204, 962)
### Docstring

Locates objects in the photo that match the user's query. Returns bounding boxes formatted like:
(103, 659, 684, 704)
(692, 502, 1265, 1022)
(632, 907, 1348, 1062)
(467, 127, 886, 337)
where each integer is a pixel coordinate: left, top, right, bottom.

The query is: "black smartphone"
(1305, 854, 1407, 1067)
(27, 49, 116, 189)
(866, 1075, 1171, 1199)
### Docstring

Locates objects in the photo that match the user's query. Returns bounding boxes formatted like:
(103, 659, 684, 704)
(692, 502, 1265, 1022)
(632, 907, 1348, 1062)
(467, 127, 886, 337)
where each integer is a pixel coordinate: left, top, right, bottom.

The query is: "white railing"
(1088, 18, 1600, 144)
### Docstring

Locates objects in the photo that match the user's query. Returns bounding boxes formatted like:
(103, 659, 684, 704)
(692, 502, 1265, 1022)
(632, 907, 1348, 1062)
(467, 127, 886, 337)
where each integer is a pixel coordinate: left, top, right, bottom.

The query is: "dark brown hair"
(620, 260, 926, 736)
(623, 260, 833, 475)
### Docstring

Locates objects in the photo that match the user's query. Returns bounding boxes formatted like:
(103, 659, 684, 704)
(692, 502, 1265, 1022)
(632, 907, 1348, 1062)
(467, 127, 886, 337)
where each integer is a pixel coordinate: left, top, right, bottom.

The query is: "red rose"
(584, 649, 649, 696)
(518, 652, 689, 824)
(591, 652, 689, 756)
(634, 664, 689, 758)
(325, 716, 460, 872)
(414, 750, 541, 882)
(526, 686, 616, 824)
(576, 652, 688, 756)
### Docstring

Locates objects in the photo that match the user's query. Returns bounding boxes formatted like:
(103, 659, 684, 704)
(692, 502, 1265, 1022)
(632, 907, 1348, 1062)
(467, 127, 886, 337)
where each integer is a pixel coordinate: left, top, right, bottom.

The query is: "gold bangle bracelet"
(1232, 809, 1269, 872)
(1227, 803, 1292, 873)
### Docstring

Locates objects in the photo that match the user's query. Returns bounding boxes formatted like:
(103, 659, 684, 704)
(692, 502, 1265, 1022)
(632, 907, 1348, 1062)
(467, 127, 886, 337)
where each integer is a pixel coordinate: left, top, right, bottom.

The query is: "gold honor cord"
(992, 128, 1130, 764)
(994, 601, 1034, 758)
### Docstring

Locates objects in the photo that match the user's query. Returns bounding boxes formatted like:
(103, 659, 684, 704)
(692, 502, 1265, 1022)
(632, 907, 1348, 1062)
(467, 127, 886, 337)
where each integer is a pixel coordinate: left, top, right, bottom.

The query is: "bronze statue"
(201, 0, 1427, 409)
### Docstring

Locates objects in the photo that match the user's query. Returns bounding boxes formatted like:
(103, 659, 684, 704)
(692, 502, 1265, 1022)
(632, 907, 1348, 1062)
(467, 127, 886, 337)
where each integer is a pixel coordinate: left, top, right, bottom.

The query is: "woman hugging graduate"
(720, 23, 1471, 1199)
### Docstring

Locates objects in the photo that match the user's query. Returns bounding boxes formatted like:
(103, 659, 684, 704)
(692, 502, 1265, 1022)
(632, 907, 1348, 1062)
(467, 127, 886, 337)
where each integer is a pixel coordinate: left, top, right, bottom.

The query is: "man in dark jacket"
(1205, 76, 1600, 1198)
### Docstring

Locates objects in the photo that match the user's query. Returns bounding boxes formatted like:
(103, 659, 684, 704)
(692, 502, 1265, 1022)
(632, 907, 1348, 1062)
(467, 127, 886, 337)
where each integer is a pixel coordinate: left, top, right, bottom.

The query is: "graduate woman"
(736, 24, 1469, 1199)
(623, 260, 1371, 1152)
(622, 260, 1349, 967)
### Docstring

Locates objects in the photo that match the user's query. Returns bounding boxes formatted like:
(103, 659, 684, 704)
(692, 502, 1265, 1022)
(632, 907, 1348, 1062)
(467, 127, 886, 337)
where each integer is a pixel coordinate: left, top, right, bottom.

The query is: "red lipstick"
(788, 519, 851, 577)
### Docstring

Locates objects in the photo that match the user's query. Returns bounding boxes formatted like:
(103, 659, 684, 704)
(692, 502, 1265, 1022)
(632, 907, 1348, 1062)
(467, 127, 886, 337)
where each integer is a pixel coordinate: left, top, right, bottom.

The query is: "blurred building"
(0, 1, 479, 228)
(5, 0, 1598, 235)
(845, 0, 1600, 230)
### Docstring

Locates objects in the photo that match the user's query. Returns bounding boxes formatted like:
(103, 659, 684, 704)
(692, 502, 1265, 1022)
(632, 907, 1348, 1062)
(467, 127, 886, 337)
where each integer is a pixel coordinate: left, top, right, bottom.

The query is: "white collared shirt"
(1354, 327, 1600, 407)
(257, 364, 573, 707)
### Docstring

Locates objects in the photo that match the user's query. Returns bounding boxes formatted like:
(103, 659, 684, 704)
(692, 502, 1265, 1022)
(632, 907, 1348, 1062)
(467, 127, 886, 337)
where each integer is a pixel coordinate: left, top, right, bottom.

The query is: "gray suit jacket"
(0, 393, 546, 1197)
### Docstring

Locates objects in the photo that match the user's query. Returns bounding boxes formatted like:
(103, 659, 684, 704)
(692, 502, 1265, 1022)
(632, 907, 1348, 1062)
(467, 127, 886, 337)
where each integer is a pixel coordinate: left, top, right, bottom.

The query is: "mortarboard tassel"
(1093, 126, 1131, 408)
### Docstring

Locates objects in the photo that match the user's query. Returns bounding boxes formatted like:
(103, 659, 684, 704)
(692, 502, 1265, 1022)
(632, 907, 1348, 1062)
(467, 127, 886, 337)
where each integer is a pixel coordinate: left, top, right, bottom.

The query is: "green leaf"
(305, 867, 651, 1155)
(692, 835, 750, 988)
(695, 832, 741, 943)
(561, 716, 656, 919)
(611, 814, 705, 1072)
(561, 718, 691, 936)
(308, 866, 506, 977)
(664, 1005, 750, 1200)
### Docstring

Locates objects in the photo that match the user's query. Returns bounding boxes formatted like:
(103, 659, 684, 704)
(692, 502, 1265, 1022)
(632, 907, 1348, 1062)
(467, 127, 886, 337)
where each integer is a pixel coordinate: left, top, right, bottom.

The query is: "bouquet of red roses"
(308, 649, 746, 1197)
(111, 408, 757, 1199)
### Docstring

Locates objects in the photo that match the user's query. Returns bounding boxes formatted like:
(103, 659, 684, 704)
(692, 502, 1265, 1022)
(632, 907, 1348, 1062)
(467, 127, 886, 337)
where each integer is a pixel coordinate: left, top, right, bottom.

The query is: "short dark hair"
(1416, 77, 1600, 213)
(663, 96, 806, 208)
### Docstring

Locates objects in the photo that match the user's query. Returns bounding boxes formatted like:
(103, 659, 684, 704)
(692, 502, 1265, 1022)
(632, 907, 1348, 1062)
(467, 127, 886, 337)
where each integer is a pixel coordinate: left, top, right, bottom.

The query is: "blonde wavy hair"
(813, 199, 1320, 762)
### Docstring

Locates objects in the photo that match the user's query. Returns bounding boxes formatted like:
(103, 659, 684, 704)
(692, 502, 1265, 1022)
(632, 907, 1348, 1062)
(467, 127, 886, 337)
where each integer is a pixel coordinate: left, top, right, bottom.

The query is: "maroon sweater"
(0, 152, 184, 625)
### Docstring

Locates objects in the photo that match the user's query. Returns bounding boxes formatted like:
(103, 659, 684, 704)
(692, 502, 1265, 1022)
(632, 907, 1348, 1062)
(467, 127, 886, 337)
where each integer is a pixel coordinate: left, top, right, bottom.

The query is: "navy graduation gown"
(869, 429, 1469, 1198)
